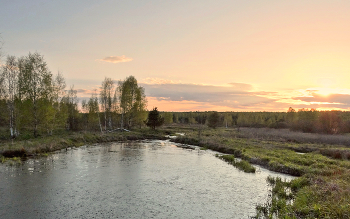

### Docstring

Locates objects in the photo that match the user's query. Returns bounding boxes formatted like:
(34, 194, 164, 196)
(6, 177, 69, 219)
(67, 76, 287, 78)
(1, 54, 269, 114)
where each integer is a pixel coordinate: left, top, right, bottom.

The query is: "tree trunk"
(98, 111, 103, 133)
(121, 112, 124, 129)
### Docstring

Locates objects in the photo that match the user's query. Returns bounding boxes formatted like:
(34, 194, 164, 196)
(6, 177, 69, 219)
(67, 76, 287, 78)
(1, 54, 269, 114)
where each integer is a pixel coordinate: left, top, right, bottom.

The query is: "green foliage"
(171, 108, 350, 135)
(219, 154, 236, 162)
(218, 154, 256, 173)
(17, 52, 53, 137)
(118, 76, 147, 129)
(100, 77, 116, 131)
(170, 125, 350, 217)
(223, 113, 233, 128)
(62, 86, 80, 131)
(162, 112, 173, 124)
(235, 160, 256, 173)
(0, 51, 151, 137)
(0, 129, 170, 159)
(169, 109, 350, 135)
(83, 90, 102, 132)
(207, 111, 220, 128)
(146, 107, 164, 130)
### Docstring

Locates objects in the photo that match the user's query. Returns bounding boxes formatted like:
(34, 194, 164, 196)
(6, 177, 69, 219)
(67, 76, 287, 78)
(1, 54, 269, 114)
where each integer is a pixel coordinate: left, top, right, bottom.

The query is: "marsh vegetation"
(170, 125, 350, 218)
(217, 154, 256, 173)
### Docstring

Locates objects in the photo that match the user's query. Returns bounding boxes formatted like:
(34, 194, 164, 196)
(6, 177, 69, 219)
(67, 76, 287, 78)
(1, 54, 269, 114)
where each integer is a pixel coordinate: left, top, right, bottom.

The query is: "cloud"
(141, 77, 181, 85)
(140, 82, 276, 110)
(76, 89, 87, 93)
(70, 77, 350, 111)
(293, 93, 350, 105)
(74, 88, 101, 97)
(228, 82, 253, 91)
(98, 55, 133, 63)
(139, 80, 350, 111)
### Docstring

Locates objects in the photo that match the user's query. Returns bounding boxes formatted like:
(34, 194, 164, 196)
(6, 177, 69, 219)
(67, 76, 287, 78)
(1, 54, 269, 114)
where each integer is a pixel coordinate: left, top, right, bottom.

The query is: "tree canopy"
(0, 51, 148, 138)
(146, 107, 164, 130)
(207, 111, 220, 129)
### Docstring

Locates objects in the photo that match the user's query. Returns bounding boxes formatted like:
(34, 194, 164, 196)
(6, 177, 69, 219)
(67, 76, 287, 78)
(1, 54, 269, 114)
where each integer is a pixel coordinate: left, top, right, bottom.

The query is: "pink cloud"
(98, 55, 133, 63)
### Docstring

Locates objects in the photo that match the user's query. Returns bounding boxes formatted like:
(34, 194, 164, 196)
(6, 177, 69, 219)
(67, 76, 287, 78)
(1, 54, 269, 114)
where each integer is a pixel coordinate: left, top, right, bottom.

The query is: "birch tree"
(1, 56, 19, 137)
(223, 113, 233, 128)
(17, 52, 53, 137)
(46, 72, 67, 134)
(100, 77, 115, 130)
(132, 86, 147, 128)
(118, 76, 147, 129)
(88, 89, 102, 132)
(62, 86, 79, 131)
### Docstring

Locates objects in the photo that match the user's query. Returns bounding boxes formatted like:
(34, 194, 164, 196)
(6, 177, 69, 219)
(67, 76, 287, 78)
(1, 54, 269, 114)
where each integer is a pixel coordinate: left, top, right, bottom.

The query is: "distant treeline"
(1, 52, 349, 140)
(161, 108, 350, 134)
(0, 52, 147, 140)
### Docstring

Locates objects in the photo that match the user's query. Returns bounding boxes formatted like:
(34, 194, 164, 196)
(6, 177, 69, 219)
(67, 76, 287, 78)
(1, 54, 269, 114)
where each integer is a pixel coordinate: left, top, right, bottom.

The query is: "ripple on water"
(0, 140, 294, 218)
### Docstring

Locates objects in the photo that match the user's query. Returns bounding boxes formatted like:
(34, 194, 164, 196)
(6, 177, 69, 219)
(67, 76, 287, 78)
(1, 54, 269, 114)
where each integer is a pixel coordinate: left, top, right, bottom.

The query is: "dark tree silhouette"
(146, 107, 164, 130)
(207, 111, 220, 129)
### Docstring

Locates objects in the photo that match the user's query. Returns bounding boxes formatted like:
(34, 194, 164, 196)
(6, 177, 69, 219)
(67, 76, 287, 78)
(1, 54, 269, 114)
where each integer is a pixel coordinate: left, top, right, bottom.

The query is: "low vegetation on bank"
(216, 154, 256, 173)
(170, 125, 350, 218)
(1, 120, 350, 217)
(0, 129, 168, 161)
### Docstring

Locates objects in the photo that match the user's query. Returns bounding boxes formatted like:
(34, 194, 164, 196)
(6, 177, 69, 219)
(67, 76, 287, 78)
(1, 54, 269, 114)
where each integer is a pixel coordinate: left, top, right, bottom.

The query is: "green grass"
(235, 160, 256, 173)
(218, 154, 256, 173)
(169, 125, 350, 218)
(0, 129, 169, 159)
(2, 124, 350, 217)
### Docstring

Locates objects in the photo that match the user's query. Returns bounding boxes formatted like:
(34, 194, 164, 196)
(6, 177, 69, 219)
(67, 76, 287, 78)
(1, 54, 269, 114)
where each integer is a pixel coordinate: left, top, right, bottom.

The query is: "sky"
(1, 0, 350, 112)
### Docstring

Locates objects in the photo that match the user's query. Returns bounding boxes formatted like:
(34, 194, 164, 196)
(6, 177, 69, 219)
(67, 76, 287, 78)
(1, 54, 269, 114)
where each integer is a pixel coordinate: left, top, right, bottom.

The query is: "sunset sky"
(1, 0, 350, 112)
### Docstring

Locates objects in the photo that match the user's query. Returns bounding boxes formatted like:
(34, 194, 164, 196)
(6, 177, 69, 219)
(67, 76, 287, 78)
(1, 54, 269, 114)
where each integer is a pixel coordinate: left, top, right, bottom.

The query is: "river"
(0, 140, 294, 218)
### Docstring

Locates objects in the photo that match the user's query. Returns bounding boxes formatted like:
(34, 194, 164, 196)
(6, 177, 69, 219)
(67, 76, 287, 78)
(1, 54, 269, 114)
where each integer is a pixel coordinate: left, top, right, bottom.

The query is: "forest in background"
(2, 52, 350, 141)
(164, 108, 350, 134)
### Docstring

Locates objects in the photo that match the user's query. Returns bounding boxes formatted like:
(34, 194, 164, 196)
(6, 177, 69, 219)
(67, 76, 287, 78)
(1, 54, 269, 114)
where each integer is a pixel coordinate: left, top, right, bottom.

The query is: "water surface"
(0, 140, 293, 218)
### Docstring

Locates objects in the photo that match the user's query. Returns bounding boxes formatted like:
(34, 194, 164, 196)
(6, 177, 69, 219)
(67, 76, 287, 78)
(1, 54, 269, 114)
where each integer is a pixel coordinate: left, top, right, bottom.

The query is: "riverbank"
(0, 129, 169, 160)
(0, 139, 287, 218)
(170, 126, 350, 218)
(1, 125, 350, 217)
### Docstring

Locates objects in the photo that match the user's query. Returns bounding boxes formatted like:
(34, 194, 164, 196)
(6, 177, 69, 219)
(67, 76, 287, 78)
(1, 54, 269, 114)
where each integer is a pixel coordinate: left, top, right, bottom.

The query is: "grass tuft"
(218, 154, 256, 173)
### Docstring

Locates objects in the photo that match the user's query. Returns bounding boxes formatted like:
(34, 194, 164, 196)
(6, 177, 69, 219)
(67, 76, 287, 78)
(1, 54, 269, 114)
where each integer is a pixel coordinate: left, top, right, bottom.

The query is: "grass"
(0, 128, 170, 159)
(236, 127, 350, 147)
(0, 156, 22, 165)
(169, 125, 350, 218)
(2, 124, 350, 217)
(217, 154, 256, 173)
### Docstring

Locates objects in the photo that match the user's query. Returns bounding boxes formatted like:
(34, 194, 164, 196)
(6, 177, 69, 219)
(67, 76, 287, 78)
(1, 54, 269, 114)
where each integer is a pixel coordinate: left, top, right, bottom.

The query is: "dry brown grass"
(234, 127, 350, 147)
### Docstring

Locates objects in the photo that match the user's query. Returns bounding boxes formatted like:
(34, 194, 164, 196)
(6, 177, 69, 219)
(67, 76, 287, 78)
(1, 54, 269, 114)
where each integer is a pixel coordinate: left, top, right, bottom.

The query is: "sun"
(316, 88, 334, 97)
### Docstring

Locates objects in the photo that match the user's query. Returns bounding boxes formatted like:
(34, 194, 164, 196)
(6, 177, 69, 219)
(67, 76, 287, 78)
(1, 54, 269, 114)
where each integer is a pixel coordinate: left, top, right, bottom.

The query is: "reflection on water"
(0, 140, 294, 218)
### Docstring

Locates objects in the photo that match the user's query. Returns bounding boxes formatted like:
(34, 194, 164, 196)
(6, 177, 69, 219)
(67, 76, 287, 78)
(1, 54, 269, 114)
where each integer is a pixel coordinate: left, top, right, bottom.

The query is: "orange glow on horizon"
(146, 97, 234, 112)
